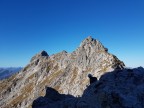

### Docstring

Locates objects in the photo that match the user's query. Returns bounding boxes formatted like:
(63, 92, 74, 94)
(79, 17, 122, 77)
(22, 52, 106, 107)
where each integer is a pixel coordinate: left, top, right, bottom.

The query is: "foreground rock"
(0, 36, 124, 108)
(33, 67, 144, 108)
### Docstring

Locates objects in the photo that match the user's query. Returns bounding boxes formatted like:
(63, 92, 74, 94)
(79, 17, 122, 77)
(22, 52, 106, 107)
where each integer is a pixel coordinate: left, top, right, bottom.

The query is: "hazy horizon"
(0, 0, 144, 67)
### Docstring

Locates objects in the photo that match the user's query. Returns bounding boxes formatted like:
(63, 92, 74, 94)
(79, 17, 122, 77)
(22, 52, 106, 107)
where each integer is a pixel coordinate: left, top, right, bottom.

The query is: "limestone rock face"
(0, 36, 125, 108)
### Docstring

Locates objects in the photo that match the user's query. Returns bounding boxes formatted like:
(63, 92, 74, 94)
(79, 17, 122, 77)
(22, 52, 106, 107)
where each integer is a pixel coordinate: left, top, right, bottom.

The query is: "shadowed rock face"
(32, 67, 144, 108)
(0, 36, 125, 108)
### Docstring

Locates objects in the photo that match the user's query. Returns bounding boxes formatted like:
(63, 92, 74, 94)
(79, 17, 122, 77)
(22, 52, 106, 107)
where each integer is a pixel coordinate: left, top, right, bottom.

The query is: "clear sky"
(0, 0, 144, 67)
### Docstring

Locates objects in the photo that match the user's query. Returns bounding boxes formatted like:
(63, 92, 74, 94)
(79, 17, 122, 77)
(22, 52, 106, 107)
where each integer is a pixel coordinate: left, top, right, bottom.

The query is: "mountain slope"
(0, 36, 125, 108)
(33, 67, 144, 108)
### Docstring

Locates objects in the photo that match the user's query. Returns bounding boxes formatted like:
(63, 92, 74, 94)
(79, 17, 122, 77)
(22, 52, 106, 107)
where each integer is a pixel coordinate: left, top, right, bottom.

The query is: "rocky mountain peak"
(30, 50, 49, 62)
(79, 36, 107, 53)
(0, 36, 125, 108)
(80, 36, 95, 47)
(40, 50, 49, 57)
(82, 36, 93, 42)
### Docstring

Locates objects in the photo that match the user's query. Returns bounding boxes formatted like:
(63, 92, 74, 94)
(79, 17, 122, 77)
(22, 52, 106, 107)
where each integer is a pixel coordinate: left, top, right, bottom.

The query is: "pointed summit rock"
(0, 36, 125, 108)
(30, 50, 49, 62)
(80, 36, 105, 51)
(77, 36, 108, 60)
(80, 36, 101, 47)
(74, 37, 124, 71)
(40, 50, 49, 56)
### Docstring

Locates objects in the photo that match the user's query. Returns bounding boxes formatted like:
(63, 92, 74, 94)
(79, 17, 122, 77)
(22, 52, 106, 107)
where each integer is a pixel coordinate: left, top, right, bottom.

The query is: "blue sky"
(0, 0, 144, 67)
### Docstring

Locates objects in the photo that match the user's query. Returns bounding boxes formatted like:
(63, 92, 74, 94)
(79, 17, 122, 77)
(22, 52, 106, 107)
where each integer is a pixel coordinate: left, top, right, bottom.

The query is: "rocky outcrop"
(0, 36, 125, 108)
(33, 67, 144, 108)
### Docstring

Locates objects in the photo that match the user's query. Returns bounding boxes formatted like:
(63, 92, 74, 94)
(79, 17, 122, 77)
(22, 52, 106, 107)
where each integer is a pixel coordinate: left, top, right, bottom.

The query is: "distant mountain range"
(0, 67, 22, 80)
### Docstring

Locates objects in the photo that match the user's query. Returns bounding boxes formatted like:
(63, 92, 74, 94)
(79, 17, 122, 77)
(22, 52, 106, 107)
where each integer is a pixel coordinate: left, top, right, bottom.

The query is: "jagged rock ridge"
(0, 36, 125, 108)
